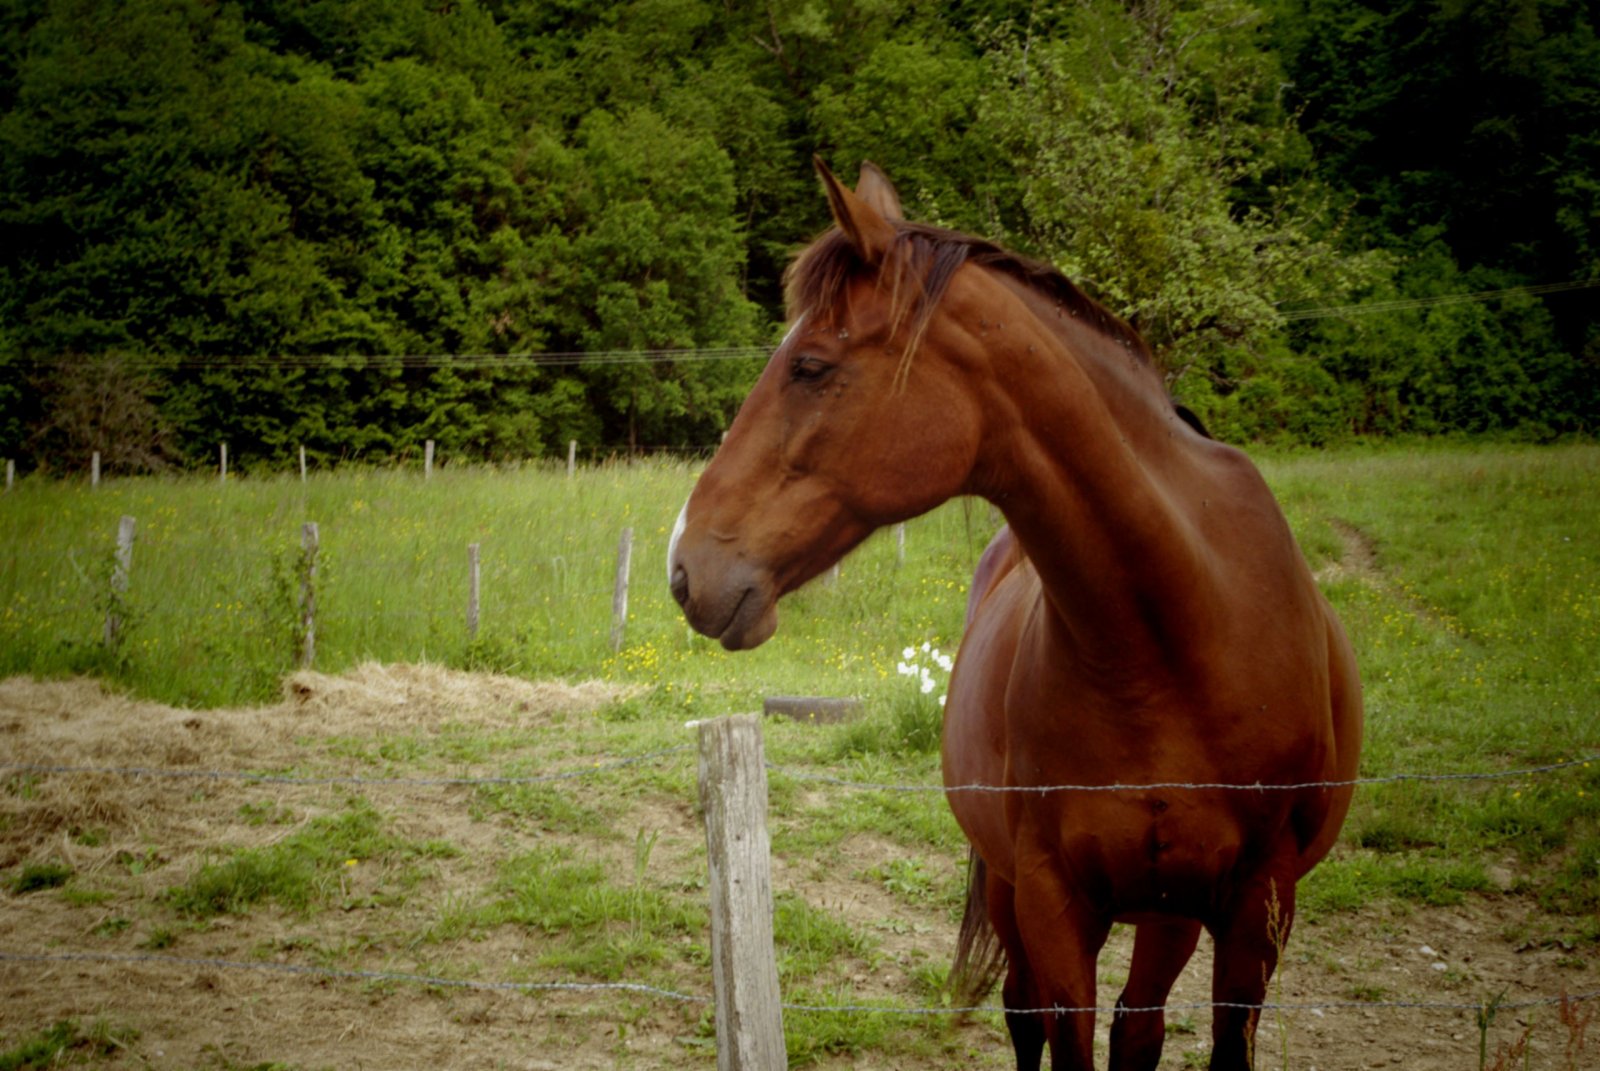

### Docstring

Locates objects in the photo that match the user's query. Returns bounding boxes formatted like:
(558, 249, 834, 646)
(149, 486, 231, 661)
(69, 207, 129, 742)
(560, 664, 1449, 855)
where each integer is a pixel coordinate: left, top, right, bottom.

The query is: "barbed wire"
(0, 744, 693, 789)
(4, 750, 1593, 798)
(786, 990, 1600, 1017)
(766, 753, 1599, 795)
(0, 951, 710, 1004)
(2, 950, 1594, 1019)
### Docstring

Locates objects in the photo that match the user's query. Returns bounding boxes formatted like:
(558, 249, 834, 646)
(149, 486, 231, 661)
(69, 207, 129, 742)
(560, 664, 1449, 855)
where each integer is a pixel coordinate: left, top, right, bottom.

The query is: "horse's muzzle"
(669, 552, 778, 651)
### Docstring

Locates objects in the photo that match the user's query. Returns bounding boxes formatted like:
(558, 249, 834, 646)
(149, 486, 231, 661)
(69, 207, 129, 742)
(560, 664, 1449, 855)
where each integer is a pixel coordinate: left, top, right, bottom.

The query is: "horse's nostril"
(670, 564, 690, 608)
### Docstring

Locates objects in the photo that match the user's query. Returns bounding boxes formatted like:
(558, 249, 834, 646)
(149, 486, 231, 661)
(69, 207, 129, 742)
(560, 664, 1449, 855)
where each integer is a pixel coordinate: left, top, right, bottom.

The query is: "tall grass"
(0, 459, 992, 711)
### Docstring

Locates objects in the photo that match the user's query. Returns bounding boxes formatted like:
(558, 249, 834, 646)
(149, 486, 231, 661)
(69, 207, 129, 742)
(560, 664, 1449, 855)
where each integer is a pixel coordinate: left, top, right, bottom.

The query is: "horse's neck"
(970, 284, 1215, 666)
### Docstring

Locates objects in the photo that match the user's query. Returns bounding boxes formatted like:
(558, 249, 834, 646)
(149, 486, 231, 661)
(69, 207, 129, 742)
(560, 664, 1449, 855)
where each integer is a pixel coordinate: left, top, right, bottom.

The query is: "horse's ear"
(856, 161, 903, 221)
(814, 156, 896, 265)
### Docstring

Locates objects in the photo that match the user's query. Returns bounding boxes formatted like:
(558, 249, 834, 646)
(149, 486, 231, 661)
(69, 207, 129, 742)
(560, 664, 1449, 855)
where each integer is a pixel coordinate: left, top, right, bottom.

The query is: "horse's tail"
(949, 848, 1006, 1009)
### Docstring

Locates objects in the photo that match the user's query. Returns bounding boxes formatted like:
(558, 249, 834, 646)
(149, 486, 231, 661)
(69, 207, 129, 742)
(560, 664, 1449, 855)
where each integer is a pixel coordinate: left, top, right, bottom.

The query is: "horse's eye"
(789, 355, 832, 384)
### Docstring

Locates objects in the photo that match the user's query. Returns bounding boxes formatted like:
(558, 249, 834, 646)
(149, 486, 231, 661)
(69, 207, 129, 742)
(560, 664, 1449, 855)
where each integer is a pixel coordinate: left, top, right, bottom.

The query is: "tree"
(979, 0, 1381, 437)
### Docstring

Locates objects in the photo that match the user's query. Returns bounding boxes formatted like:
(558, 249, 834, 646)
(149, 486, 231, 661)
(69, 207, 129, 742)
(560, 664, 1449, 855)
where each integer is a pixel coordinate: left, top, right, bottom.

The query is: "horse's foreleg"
(1207, 872, 1297, 1071)
(1012, 859, 1109, 1071)
(1109, 917, 1202, 1071)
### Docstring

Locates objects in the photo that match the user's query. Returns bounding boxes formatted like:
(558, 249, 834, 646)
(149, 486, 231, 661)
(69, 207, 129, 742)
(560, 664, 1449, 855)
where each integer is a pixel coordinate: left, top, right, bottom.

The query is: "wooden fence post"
(299, 445, 307, 483)
(91, 451, 100, 488)
(467, 542, 481, 640)
(568, 439, 577, 479)
(300, 522, 319, 669)
(220, 442, 228, 483)
(895, 523, 906, 566)
(697, 715, 787, 1071)
(5, 459, 12, 492)
(425, 439, 434, 480)
(610, 526, 633, 652)
(103, 515, 135, 646)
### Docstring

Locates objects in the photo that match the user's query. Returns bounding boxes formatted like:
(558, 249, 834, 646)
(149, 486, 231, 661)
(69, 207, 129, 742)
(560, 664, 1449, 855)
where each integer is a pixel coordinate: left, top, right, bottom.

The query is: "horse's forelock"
(781, 226, 967, 388)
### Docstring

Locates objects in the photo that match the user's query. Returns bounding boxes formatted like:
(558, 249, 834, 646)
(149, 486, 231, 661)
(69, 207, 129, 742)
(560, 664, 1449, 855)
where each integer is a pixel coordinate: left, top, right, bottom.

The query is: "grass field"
(2, 443, 1598, 1069)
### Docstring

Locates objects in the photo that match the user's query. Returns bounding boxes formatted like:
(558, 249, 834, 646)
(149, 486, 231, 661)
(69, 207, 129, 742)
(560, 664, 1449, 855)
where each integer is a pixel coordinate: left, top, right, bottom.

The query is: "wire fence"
(3, 739, 1597, 1024)
(0, 950, 1595, 1020)
(767, 754, 1600, 795)
(5, 750, 1593, 796)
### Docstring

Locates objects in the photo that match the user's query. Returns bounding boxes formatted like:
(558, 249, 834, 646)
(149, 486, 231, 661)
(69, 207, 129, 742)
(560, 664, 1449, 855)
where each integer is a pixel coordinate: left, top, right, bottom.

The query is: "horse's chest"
(1053, 797, 1260, 916)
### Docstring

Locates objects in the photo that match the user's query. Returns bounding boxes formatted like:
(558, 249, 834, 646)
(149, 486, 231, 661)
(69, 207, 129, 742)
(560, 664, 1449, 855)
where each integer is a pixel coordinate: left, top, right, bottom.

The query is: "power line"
(1280, 278, 1600, 321)
(12, 279, 1597, 369)
(23, 347, 773, 370)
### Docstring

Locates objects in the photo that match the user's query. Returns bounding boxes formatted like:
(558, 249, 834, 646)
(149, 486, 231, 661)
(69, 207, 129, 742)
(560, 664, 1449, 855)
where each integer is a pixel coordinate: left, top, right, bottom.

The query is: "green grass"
(3, 443, 1600, 1067)
(0, 460, 986, 710)
(167, 799, 458, 917)
(8, 861, 73, 894)
(0, 1020, 133, 1070)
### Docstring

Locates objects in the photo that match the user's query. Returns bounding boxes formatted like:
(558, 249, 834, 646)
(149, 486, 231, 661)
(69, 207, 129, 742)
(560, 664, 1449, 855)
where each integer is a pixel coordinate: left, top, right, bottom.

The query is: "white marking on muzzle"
(667, 499, 689, 584)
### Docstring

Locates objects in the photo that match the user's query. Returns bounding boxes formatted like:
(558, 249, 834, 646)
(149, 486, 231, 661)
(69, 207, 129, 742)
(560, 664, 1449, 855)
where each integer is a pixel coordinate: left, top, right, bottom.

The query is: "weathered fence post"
(895, 522, 906, 566)
(220, 442, 228, 483)
(567, 439, 577, 479)
(697, 715, 787, 1071)
(5, 459, 13, 492)
(610, 527, 633, 652)
(299, 445, 307, 483)
(91, 451, 100, 488)
(466, 542, 481, 640)
(103, 515, 135, 646)
(299, 522, 319, 669)
(425, 439, 434, 480)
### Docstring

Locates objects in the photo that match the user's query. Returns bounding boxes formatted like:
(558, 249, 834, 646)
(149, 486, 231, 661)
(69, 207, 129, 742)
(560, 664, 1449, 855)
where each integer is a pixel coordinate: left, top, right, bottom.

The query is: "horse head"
(667, 160, 988, 649)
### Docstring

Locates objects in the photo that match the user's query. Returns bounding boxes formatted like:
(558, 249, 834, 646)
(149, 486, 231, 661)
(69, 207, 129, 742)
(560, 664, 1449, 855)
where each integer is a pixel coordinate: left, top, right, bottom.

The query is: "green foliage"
(1270, 0, 1600, 434)
(1, 0, 1596, 459)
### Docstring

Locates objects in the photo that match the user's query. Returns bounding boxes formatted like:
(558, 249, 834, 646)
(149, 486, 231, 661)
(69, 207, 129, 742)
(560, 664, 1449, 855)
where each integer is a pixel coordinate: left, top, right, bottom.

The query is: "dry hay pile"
(0, 664, 641, 871)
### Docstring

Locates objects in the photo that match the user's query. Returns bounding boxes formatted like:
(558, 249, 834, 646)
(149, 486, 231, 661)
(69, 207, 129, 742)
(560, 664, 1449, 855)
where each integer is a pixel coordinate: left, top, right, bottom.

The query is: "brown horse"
(668, 161, 1362, 1070)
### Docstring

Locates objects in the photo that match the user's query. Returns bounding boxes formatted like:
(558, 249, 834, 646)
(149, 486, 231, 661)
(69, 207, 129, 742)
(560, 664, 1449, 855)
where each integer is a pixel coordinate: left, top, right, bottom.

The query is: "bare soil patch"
(2, 671, 1592, 1069)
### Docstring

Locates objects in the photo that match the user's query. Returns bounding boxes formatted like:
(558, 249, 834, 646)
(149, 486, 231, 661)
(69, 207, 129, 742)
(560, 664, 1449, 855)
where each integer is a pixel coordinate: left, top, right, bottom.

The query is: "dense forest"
(2, 0, 1597, 471)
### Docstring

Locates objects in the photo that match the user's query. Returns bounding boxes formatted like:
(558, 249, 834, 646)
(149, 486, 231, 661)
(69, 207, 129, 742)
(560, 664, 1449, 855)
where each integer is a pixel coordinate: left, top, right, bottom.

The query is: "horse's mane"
(783, 221, 1154, 383)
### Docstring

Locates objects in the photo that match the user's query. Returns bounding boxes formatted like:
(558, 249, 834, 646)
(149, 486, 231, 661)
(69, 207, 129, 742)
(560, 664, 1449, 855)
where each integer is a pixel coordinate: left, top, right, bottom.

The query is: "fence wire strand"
(0, 744, 693, 788)
(766, 753, 1599, 795)
(0, 951, 709, 1004)
(5, 733, 1597, 1037)
(4, 750, 1593, 795)
(6, 752, 1593, 794)
(3, 950, 1594, 1019)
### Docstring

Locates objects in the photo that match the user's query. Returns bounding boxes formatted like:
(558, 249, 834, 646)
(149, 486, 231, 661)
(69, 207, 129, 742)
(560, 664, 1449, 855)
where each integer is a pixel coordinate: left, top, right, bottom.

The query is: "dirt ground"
(1, 670, 1594, 1070)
